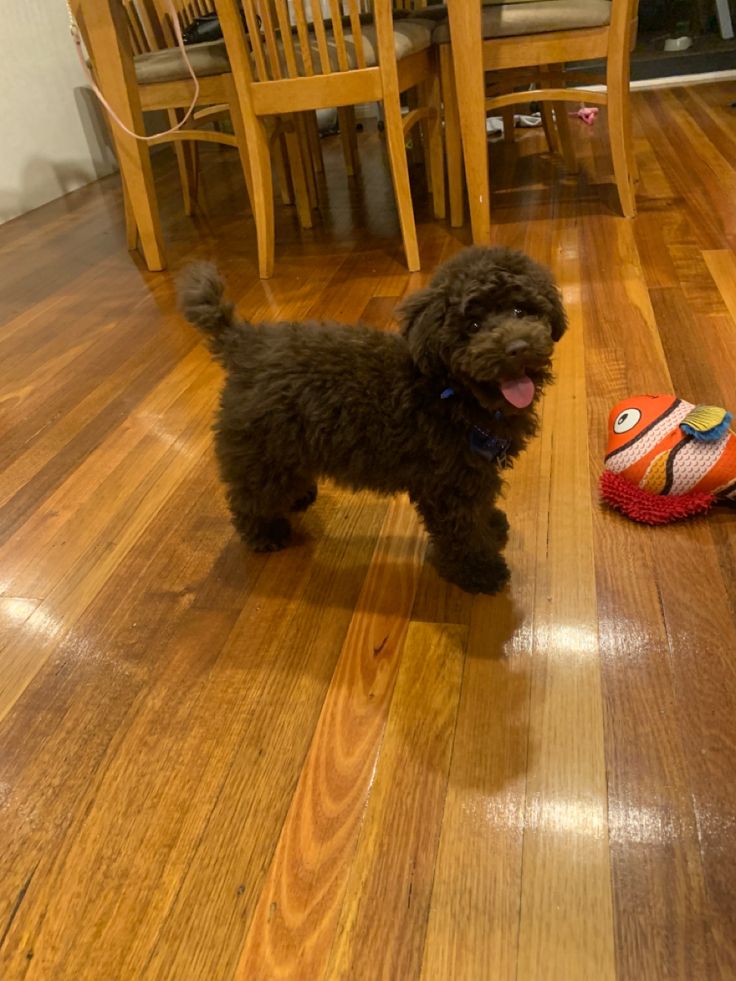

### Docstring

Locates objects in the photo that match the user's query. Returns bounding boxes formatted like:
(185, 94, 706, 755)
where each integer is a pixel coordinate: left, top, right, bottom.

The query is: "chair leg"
(284, 121, 313, 230)
(541, 102, 560, 155)
(405, 89, 424, 170)
(607, 56, 636, 217)
(273, 135, 294, 206)
(225, 77, 273, 276)
(306, 111, 324, 175)
(83, 0, 165, 270)
(189, 143, 200, 204)
(501, 105, 515, 144)
(252, 121, 276, 278)
(445, 0, 490, 243)
(295, 113, 318, 210)
(115, 143, 165, 270)
(419, 70, 445, 221)
(225, 76, 255, 210)
(553, 102, 577, 172)
(440, 44, 464, 228)
(382, 95, 420, 271)
(338, 106, 360, 177)
(168, 109, 197, 215)
(418, 102, 433, 196)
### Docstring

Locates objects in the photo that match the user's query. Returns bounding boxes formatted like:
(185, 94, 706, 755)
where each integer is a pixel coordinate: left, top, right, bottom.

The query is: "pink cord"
(71, 0, 201, 142)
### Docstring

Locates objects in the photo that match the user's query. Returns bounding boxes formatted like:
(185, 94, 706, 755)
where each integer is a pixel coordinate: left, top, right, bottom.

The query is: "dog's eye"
(468, 320, 481, 333)
(513, 307, 525, 319)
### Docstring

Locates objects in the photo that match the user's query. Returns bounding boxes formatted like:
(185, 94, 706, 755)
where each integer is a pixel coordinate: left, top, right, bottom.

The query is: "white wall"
(0, 0, 118, 224)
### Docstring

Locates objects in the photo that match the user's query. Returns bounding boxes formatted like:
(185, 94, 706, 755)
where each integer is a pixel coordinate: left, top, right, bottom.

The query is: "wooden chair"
(129, 0, 312, 223)
(74, 0, 312, 270)
(214, 0, 446, 277)
(436, 0, 639, 227)
(123, 0, 208, 218)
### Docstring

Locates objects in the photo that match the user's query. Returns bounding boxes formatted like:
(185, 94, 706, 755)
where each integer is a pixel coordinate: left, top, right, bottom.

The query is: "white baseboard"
(631, 68, 736, 89)
(579, 68, 736, 94)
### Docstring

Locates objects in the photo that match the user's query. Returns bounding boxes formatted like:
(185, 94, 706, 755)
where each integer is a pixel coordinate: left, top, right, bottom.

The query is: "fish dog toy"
(600, 395, 736, 524)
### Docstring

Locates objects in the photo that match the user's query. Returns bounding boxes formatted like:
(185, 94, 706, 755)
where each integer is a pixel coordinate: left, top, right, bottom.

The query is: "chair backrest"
(604, 0, 639, 66)
(123, 0, 158, 52)
(124, 0, 217, 53)
(177, 1, 217, 24)
(240, 0, 372, 80)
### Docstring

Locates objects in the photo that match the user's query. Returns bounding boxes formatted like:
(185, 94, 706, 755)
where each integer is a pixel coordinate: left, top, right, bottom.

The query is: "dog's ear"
(546, 284, 567, 342)
(396, 286, 447, 374)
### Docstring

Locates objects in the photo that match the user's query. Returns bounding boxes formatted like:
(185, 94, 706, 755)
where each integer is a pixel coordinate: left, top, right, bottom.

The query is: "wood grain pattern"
(235, 499, 425, 980)
(582, 216, 717, 981)
(420, 419, 542, 981)
(326, 621, 465, 980)
(2, 82, 736, 980)
(515, 218, 615, 981)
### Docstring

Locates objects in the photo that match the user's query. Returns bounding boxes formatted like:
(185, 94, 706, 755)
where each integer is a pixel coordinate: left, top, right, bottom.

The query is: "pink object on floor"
(570, 106, 599, 125)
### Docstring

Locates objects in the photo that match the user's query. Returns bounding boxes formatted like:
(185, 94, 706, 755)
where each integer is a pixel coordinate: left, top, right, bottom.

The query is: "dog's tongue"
(500, 375, 535, 408)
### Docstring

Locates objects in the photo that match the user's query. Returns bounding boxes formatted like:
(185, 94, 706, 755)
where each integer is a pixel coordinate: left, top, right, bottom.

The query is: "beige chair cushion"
(134, 20, 433, 86)
(412, 0, 561, 22)
(135, 40, 229, 85)
(354, 18, 434, 66)
(294, 18, 434, 72)
(432, 0, 611, 43)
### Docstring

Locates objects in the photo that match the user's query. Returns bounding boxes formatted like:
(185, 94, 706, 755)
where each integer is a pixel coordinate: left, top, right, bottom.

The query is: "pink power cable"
(69, 0, 201, 142)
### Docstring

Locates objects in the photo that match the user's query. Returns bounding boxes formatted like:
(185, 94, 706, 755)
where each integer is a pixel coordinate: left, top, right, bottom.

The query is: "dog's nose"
(505, 339, 529, 358)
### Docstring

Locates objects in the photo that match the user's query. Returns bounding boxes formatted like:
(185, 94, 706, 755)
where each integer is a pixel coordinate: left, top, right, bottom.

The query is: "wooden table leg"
(74, 0, 165, 271)
(445, 0, 490, 244)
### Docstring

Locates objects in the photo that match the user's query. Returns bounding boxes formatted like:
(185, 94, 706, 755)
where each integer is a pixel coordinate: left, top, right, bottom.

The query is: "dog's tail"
(177, 262, 238, 360)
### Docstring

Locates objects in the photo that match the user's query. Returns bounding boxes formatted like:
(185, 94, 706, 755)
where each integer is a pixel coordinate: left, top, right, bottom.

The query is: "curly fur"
(178, 247, 567, 593)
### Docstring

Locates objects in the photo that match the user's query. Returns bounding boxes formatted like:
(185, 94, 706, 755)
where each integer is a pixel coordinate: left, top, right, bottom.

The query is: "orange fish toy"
(600, 395, 736, 524)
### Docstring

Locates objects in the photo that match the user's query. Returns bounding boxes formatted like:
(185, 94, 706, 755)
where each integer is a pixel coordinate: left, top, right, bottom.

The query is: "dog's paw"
(249, 517, 292, 552)
(442, 554, 510, 595)
(291, 485, 318, 512)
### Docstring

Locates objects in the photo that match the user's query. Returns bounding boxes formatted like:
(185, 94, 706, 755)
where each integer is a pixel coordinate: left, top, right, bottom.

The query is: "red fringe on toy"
(599, 470, 715, 525)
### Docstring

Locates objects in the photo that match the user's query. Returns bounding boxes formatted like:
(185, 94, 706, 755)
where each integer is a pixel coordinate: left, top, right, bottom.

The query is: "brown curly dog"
(178, 247, 566, 593)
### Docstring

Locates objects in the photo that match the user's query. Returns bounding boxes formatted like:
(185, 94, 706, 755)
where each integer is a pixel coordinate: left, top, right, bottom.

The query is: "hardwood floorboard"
(420, 379, 544, 981)
(580, 212, 716, 979)
(235, 499, 425, 979)
(1, 86, 736, 979)
(325, 620, 465, 981)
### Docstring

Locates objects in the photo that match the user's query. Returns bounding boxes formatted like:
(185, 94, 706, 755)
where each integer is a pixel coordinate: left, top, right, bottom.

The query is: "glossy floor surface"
(1, 83, 736, 980)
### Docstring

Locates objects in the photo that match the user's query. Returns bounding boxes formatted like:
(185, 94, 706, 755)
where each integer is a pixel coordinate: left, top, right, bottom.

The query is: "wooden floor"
(2, 82, 736, 980)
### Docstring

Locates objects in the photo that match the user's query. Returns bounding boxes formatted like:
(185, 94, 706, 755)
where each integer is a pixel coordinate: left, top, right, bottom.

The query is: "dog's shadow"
(386, 586, 534, 796)
(212, 520, 534, 793)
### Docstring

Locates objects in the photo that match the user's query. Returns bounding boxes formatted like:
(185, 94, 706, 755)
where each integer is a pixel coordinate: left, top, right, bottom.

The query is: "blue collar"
(440, 387, 511, 464)
(469, 425, 511, 464)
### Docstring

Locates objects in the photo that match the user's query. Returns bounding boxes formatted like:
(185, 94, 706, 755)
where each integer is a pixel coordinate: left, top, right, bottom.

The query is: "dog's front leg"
(413, 494, 510, 594)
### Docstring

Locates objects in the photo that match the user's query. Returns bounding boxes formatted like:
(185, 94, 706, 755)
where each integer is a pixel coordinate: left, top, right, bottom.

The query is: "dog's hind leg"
(238, 477, 316, 549)
(226, 483, 293, 553)
(223, 467, 317, 552)
(215, 424, 316, 551)
(246, 516, 292, 553)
